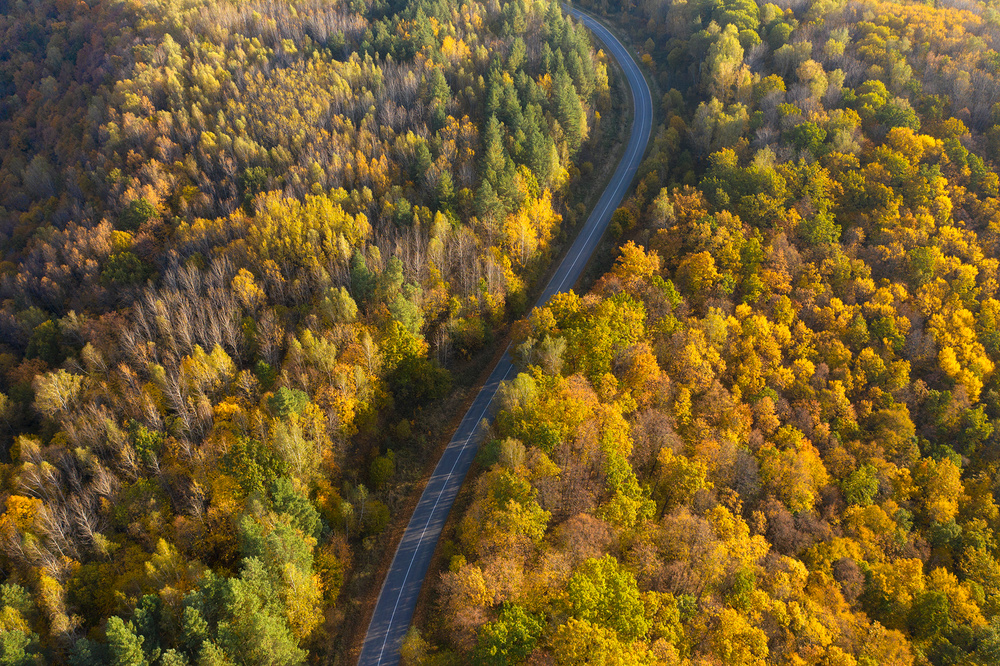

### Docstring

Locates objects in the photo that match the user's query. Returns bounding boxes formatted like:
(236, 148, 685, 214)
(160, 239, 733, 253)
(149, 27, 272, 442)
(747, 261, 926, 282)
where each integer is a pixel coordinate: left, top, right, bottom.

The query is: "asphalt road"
(357, 7, 652, 664)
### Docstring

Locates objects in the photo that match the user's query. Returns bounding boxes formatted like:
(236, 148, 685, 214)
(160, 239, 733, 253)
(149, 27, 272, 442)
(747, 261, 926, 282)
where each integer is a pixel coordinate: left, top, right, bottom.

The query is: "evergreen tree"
(436, 170, 455, 210)
(482, 115, 515, 201)
(106, 618, 148, 666)
(553, 68, 585, 153)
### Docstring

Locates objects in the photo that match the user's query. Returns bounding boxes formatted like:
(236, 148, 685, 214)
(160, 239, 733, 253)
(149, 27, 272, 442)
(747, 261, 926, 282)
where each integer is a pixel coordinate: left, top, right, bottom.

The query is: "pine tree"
(436, 171, 455, 211)
(106, 617, 148, 666)
(553, 69, 585, 154)
(482, 115, 514, 201)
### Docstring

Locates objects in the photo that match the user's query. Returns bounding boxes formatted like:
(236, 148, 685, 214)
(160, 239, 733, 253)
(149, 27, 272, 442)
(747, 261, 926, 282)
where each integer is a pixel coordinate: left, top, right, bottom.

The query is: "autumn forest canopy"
(6, 0, 1000, 663)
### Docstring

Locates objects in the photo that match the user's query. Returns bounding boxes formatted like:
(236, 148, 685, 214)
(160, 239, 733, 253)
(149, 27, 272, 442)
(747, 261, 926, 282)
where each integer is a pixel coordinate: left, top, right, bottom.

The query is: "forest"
(8, 0, 1000, 663)
(0, 0, 614, 662)
(407, 0, 1000, 664)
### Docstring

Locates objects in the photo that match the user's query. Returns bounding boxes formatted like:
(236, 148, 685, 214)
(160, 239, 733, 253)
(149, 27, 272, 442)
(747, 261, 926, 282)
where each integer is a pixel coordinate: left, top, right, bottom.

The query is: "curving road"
(357, 6, 652, 664)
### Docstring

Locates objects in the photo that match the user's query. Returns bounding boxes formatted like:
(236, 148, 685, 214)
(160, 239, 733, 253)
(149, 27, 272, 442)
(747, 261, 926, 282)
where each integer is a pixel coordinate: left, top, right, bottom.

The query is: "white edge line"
(375, 360, 515, 663)
(551, 7, 648, 296)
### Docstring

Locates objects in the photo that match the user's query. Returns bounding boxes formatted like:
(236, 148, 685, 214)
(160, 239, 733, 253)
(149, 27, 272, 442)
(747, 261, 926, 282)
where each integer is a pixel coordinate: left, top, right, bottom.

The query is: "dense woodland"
(412, 0, 1000, 664)
(0, 0, 613, 662)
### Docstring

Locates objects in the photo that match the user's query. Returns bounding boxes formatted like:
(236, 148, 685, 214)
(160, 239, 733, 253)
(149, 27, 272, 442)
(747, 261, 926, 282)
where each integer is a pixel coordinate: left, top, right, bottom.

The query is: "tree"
(655, 448, 711, 513)
(159, 650, 188, 666)
(914, 457, 963, 524)
(675, 251, 720, 303)
(472, 603, 543, 666)
(320, 287, 358, 324)
(105, 617, 148, 666)
(369, 452, 395, 490)
(102, 252, 152, 285)
(842, 464, 879, 507)
(436, 171, 455, 210)
(0, 585, 41, 666)
(757, 428, 829, 514)
(179, 607, 209, 657)
(223, 437, 288, 499)
(702, 607, 769, 666)
(476, 181, 504, 222)
(268, 388, 309, 418)
(551, 618, 645, 666)
(714, 0, 760, 32)
(222, 518, 319, 658)
(271, 478, 322, 540)
(390, 289, 424, 335)
(482, 115, 515, 201)
(908, 590, 950, 640)
(0, 629, 40, 666)
(400, 628, 430, 666)
(232, 269, 265, 311)
(703, 25, 744, 100)
(32, 369, 83, 419)
(195, 642, 232, 666)
(460, 468, 550, 558)
(388, 354, 451, 415)
(350, 250, 376, 303)
(612, 241, 661, 283)
(119, 198, 157, 231)
(239, 167, 271, 213)
(216, 576, 306, 666)
(567, 555, 649, 641)
(786, 122, 827, 157)
(553, 69, 586, 154)
(69, 638, 107, 666)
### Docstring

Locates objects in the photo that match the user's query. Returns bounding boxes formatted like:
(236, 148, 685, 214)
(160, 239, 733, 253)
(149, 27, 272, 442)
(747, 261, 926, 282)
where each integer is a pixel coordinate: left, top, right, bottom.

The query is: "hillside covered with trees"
(412, 0, 1000, 664)
(0, 0, 617, 662)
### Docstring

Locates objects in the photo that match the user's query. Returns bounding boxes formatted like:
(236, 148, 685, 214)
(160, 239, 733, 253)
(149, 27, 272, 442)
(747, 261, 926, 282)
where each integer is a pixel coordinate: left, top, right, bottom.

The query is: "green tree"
(472, 603, 543, 666)
(567, 556, 649, 641)
(25, 320, 64, 366)
(69, 638, 107, 666)
(703, 25, 744, 100)
(216, 574, 305, 666)
(271, 478, 322, 540)
(713, 0, 760, 32)
(119, 198, 157, 231)
(369, 451, 395, 490)
(268, 388, 309, 418)
(239, 167, 271, 214)
(786, 122, 827, 157)
(0, 630, 39, 666)
(436, 171, 455, 211)
(798, 212, 840, 246)
(102, 252, 152, 286)
(159, 650, 188, 666)
(390, 289, 424, 336)
(552, 69, 585, 153)
(843, 464, 879, 507)
(389, 355, 451, 415)
(105, 617, 148, 666)
(476, 181, 504, 222)
(179, 607, 209, 658)
(482, 115, 515, 201)
(350, 250, 376, 303)
(223, 438, 288, 499)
